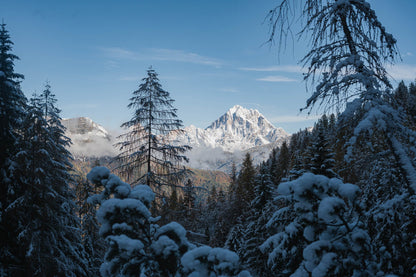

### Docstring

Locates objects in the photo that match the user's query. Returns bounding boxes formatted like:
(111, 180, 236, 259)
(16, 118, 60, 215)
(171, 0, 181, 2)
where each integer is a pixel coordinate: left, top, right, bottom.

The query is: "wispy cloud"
(219, 88, 239, 93)
(387, 64, 416, 81)
(239, 65, 304, 73)
(101, 47, 222, 67)
(256, 75, 298, 82)
(102, 47, 138, 60)
(270, 115, 321, 123)
(150, 48, 222, 67)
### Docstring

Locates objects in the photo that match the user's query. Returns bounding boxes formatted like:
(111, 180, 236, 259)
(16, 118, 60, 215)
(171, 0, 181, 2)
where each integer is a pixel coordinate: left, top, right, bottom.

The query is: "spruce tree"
(0, 23, 27, 274)
(307, 120, 338, 178)
(115, 67, 191, 201)
(240, 165, 275, 276)
(87, 167, 193, 277)
(236, 153, 256, 207)
(273, 141, 290, 184)
(261, 174, 374, 276)
(182, 178, 196, 213)
(267, 1, 416, 274)
(13, 88, 88, 276)
(74, 172, 105, 276)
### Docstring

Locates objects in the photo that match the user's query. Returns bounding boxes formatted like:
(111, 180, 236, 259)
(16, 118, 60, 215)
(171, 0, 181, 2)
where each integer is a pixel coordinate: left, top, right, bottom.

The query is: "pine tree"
(180, 246, 252, 276)
(261, 173, 374, 276)
(273, 141, 290, 184)
(267, 2, 416, 274)
(87, 167, 193, 277)
(236, 153, 256, 207)
(115, 67, 191, 194)
(307, 120, 338, 178)
(0, 22, 27, 274)
(228, 161, 238, 199)
(182, 178, 196, 213)
(240, 165, 275, 276)
(13, 88, 88, 276)
(176, 178, 201, 239)
(74, 172, 105, 276)
(287, 129, 310, 180)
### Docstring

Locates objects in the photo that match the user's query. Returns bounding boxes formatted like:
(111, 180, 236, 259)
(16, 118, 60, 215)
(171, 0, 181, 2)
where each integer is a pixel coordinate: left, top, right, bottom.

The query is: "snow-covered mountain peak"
(61, 117, 116, 157)
(221, 105, 261, 122)
(207, 105, 276, 135)
(62, 117, 110, 138)
(174, 105, 289, 154)
(64, 106, 290, 171)
(227, 104, 245, 115)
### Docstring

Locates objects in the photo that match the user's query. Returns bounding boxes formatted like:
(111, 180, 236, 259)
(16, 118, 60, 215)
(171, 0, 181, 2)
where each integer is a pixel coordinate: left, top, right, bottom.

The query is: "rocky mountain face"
(61, 117, 116, 158)
(176, 105, 287, 152)
(171, 105, 289, 171)
(63, 106, 290, 172)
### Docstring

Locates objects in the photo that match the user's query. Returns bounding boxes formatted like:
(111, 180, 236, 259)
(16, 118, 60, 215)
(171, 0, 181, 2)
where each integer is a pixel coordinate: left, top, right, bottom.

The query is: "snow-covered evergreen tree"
(115, 67, 191, 194)
(267, 1, 416, 274)
(272, 141, 290, 184)
(236, 153, 256, 209)
(180, 246, 251, 277)
(261, 173, 375, 276)
(0, 22, 27, 274)
(74, 172, 105, 276)
(240, 165, 275, 276)
(307, 120, 338, 178)
(12, 88, 88, 276)
(87, 166, 193, 276)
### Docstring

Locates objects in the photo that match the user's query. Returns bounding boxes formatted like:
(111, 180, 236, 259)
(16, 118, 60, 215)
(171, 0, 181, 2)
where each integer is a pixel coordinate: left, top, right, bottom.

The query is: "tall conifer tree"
(115, 68, 191, 194)
(0, 22, 27, 274)
(13, 85, 88, 276)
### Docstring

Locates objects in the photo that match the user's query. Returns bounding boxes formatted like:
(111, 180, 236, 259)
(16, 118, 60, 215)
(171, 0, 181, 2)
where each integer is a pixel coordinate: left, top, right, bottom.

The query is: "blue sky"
(3, 0, 416, 133)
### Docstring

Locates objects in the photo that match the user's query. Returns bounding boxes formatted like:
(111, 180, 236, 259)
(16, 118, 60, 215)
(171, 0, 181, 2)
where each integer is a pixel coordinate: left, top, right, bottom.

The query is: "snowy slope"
(172, 105, 290, 171)
(63, 106, 290, 171)
(61, 117, 117, 157)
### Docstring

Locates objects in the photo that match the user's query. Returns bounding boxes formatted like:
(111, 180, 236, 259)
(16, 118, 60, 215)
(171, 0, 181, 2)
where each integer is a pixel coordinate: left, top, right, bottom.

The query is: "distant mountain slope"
(62, 117, 116, 157)
(171, 105, 289, 171)
(63, 106, 290, 172)
(175, 105, 288, 152)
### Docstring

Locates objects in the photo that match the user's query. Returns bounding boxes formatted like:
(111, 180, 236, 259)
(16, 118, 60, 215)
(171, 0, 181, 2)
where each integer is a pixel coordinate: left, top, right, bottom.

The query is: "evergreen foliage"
(88, 166, 249, 276)
(261, 173, 374, 276)
(115, 68, 191, 193)
(263, 2, 416, 275)
(87, 166, 190, 276)
(236, 153, 256, 208)
(307, 118, 338, 178)
(0, 23, 27, 274)
(74, 172, 105, 276)
(12, 86, 88, 276)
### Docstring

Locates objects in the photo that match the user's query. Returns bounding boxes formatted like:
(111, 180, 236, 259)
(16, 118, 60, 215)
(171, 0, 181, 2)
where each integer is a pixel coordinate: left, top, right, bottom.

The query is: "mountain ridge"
(62, 105, 290, 171)
(174, 105, 288, 153)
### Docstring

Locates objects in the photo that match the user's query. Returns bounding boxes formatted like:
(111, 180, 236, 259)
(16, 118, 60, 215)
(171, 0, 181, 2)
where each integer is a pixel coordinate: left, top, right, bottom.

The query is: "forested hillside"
(1, 0, 416, 276)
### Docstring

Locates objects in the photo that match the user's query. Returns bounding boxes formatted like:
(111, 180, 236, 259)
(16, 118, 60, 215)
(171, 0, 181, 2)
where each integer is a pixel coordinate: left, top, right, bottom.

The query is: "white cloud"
(239, 65, 304, 73)
(256, 75, 298, 82)
(68, 136, 118, 158)
(219, 88, 239, 93)
(102, 47, 139, 60)
(270, 115, 321, 123)
(387, 64, 416, 81)
(150, 48, 222, 67)
(101, 47, 222, 67)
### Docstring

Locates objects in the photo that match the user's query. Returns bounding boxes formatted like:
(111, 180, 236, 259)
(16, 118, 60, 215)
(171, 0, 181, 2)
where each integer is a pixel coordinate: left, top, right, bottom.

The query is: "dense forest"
(1, 0, 416, 276)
